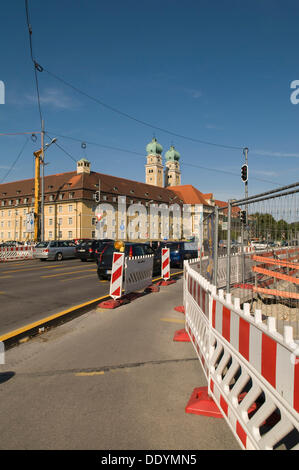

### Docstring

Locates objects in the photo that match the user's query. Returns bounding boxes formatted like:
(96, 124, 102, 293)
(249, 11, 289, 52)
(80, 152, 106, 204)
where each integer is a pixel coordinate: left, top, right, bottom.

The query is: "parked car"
(72, 238, 92, 246)
(97, 242, 161, 279)
(33, 240, 77, 261)
(158, 241, 198, 268)
(75, 239, 114, 262)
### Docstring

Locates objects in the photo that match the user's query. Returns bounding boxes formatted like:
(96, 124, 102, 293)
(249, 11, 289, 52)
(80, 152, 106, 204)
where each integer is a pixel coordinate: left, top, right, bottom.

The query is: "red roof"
(167, 185, 211, 206)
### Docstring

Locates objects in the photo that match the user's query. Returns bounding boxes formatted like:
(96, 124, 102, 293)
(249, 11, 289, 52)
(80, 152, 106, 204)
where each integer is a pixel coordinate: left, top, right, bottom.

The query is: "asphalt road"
(0, 279, 239, 450)
(0, 258, 180, 337)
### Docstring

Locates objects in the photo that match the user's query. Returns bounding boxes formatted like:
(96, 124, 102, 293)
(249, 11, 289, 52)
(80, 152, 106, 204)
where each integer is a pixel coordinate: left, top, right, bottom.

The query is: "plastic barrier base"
(174, 305, 185, 314)
(173, 329, 190, 342)
(97, 297, 130, 309)
(161, 279, 176, 286)
(144, 284, 160, 293)
(185, 387, 223, 418)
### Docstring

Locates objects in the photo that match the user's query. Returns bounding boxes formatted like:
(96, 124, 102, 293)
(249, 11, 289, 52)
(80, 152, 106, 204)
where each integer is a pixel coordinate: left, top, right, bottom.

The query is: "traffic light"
(241, 164, 248, 182)
(95, 191, 100, 203)
(240, 210, 247, 225)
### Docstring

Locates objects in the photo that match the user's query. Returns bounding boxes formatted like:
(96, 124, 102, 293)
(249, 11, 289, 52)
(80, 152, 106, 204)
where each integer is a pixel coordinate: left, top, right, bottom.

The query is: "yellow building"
(0, 158, 185, 243)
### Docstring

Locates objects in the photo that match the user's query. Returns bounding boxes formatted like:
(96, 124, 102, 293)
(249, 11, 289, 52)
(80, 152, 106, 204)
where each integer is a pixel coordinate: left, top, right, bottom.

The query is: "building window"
(58, 206, 62, 213)
(49, 231, 53, 239)
(7, 232, 11, 239)
(91, 231, 95, 238)
(69, 192, 74, 199)
(49, 195, 54, 201)
(68, 231, 73, 238)
(49, 219, 53, 226)
(102, 195, 107, 201)
(58, 231, 62, 238)
(68, 217, 73, 225)
(49, 206, 53, 214)
(9, 200, 12, 206)
(58, 218, 62, 226)
(24, 198, 28, 204)
(92, 218, 96, 225)
(68, 205, 73, 212)
(59, 194, 63, 200)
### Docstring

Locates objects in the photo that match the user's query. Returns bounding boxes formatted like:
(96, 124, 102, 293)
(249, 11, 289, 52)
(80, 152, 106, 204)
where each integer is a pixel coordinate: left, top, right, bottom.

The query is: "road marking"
(60, 274, 98, 282)
(160, 318, 185, 324)
(3, 264, 64, 274)
(75, 371, 105, 377)
(0, 293, 111, 342)
(0, 276, 12, 279)
(41, 269, 97, 279)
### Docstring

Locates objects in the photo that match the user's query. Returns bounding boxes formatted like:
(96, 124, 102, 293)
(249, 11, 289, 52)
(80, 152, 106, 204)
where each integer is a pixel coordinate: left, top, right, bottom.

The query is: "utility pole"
(41, 120, 45, 242)
(33, 148, 42, 242)
(33, 128, 56, 242)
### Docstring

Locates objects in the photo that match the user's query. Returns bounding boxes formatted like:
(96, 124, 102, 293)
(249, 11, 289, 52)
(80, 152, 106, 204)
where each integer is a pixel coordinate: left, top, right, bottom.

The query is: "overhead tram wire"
(0, 138, 29, 184)
(25, 0, 43, 128)
(36, 66, 244, 152)
(46, 131, 281, 187)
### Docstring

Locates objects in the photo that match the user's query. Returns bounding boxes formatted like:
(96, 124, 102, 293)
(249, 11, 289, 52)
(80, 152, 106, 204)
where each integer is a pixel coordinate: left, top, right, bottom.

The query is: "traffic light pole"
(242, 147, 249, 283)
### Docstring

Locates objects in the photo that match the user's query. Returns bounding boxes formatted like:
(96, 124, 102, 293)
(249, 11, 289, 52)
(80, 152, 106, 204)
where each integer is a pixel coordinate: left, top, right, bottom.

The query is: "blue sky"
(0, 0, 299, 201)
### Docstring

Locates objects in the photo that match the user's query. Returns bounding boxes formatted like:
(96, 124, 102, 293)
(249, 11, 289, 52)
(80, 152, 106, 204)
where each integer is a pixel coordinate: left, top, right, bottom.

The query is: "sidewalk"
(0, 279, 239, 450)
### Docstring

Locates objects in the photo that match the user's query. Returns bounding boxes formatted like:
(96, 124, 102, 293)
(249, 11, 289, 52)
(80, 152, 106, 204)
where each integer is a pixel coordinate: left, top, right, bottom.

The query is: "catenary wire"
(46, 131, 281, 187)
(24, 0, 43, 127)
(0, 138, 29, 184)
(40, 67, 244, 151)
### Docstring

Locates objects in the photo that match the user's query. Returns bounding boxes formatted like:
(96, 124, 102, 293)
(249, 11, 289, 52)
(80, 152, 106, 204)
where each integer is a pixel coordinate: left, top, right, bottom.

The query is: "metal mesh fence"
(197, 182, 299, 339)
(228, 184, 299, 339)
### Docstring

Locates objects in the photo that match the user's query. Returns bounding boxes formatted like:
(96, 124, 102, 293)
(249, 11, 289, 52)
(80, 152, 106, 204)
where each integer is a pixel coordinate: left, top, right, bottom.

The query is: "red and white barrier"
(161, 248, 170, 280)
(0, 246, 33, 262)
(109, 252, 125, 299)
(184, 259, 299, 450)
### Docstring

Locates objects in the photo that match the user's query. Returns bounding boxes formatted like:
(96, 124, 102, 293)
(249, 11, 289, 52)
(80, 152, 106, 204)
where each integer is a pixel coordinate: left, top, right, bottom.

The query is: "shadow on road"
(0, 371, 15, 384)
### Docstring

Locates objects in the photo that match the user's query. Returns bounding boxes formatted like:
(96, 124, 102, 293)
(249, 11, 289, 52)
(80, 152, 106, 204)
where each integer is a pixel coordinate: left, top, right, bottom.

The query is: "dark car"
(97, 242, 161, 279)
(159, 241, 198, 268)
(75, 239, 114, 262)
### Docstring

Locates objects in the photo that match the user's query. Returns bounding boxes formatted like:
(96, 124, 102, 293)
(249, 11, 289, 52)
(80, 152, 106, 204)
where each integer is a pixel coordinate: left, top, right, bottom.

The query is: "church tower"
(145, 137, 164, 187)
(165, 145, 181, 187)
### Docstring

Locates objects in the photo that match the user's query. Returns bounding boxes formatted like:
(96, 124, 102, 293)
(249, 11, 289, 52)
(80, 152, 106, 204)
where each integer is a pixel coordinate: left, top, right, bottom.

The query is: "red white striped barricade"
(109, 252, 125, 299)
(0, 246, 33, 262)
(161, 248, 170, 280)
(184, 259, 299, 450)
(124, 255, 154, 294)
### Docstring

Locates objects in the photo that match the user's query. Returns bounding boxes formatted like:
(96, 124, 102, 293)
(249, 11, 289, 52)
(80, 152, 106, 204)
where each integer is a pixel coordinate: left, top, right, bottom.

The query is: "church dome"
(165, 145, 180, 162)
(146, 138, 163, 155)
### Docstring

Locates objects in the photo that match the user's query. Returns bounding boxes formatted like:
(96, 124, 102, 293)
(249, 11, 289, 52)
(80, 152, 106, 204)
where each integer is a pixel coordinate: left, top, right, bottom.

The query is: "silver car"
(33, 240, 77, 261)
